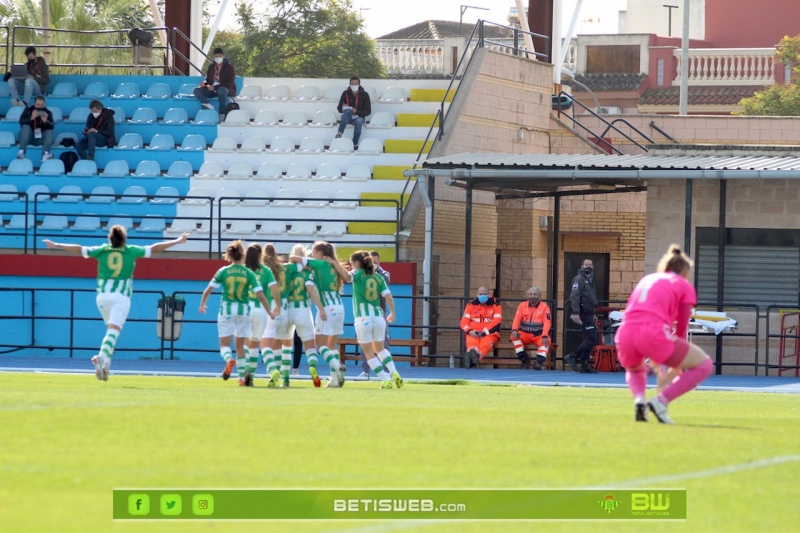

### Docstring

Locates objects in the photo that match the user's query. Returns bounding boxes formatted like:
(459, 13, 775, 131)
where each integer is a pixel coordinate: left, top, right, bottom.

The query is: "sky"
(213, 0, 628, 39)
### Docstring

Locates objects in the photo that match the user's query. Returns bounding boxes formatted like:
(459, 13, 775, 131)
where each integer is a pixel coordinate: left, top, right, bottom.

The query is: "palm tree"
(0, 0, 158, 73)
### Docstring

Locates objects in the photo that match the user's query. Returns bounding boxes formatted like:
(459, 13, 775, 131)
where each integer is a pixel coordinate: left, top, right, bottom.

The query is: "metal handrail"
(597, 118, 656, 145)
(649, 120, 679, 143)
(169, 27, 211, 77)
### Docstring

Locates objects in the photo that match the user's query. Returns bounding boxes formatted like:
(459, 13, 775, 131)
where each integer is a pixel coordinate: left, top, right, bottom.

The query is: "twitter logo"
(160, 494, 182, 515)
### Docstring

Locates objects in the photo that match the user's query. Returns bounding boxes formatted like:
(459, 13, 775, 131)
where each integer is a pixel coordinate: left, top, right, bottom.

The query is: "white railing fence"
(673, 48, 776, 86)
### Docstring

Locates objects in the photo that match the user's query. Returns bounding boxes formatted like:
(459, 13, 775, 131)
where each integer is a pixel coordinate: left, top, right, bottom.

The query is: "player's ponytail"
(224, 240, 244, 263)
(245, 243, 262, 272)
(350, 250, 374, 275)
(657, 243, 694, 275)
(108, 225, 126, 248)
(313, 241, 343, 290)
(262, 243, 282, 281)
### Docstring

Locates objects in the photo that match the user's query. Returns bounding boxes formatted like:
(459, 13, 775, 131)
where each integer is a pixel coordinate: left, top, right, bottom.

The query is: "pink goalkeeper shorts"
(614, 321, 690, 370)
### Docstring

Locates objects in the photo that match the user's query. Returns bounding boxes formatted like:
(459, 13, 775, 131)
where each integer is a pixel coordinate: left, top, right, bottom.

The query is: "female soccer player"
(274, 244, 326, 387)
(290, 241, 348, 387)
(339, 251, 402, 389)
(199, 240, 271, 386)
(244, 243, 281, 386)
(258, 244, 288, 387)
(43, 227, 189, 381)
(614, 244, 713, 423)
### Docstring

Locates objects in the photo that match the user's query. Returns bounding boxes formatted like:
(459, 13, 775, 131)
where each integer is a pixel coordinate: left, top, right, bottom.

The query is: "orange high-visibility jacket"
(512, 300, 552, 337)
(460, 297, 503, 336)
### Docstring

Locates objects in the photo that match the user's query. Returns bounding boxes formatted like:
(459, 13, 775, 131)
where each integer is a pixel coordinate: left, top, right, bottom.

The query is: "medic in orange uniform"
(511, 286, 551, 370)
(460, 286, 503, 367)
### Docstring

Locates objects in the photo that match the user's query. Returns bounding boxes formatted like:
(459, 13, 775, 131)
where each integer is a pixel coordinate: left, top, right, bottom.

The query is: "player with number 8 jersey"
(43, 226, 189, 382)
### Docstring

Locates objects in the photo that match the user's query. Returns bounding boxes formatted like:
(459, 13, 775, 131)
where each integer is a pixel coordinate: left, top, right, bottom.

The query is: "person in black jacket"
(17, 95, 54, 162)
(77, 100, 116, 160)
(565, 258, 599, 374)
(193, 48, 236, 115)
(335, 76, 371, 147)
(7, 46, 50, 107)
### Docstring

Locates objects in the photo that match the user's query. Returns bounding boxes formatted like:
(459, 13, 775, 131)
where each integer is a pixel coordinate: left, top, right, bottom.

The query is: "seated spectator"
(76, 100, 116, 160)
(510, 287, 552, 370)
(6, 46, 50, 107)
(460, 286, 502, 368)
(18, 95, 54, 162)
(193, 47, 236, 117)
(335, 76, 371, 148)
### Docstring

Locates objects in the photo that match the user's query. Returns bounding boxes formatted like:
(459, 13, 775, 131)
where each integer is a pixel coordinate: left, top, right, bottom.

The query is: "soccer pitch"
(1, 373, 798, 532)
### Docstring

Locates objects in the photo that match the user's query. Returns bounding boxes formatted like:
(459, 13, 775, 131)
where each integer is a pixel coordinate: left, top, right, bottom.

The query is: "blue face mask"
(477, 294, 489, 304)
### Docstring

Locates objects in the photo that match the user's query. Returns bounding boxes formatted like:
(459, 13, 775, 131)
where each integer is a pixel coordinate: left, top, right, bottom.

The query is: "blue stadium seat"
(4, 158, 33, 176)
(162, 108, 189, 125)
(82, 81, 109, 98)
(68, 160, 98, 177)
(178, 134, 206, 151)
(116, 133, 144, 150)
(175, 83, 196, 98)
(72, 216, 100, 231)
(35, 159, 66, 176)
(65, 107, 91, 123)
(3, 107, 24, 123)
(107, 215, 133, 230)
(26, 184, 51, 203)
(50, 82, 77, 98)
(143, 83, 171, 100)
(193, 109, 219, 125)
(119, 186, 147, 204)
(85, 185, 115, 204)
(165, 160, 193, 179)
(0, 131, 16, 147)
(100, 159, 130, 177)
(133, 160, 161, 178)
(0, 184, 19, 201)
(53, 185, 83, 203)
(150, 186, 180, 205)
(129, 107, 157, 125)
(49, 107, 63, 123)
(109, 106, 126, 123)
(111, 82, 140, 99)
(137, 215, 166, 232)
(146, 133, 175, 151)
(40, 215, 68, 230)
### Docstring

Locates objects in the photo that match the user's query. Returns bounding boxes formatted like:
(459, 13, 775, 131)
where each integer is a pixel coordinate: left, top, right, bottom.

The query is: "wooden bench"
(338, 337, 430, 367)
(477, 342, 559, 370)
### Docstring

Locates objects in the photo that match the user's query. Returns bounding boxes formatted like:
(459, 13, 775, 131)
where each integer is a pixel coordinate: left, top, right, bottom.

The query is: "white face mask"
(350, 84, 359, 92)
(92, 112, 100, 118)
(214, 57, 224, 64)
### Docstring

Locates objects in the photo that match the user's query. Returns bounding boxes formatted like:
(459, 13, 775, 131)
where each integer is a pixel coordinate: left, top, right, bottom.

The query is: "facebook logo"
(128, 494, 150, 515)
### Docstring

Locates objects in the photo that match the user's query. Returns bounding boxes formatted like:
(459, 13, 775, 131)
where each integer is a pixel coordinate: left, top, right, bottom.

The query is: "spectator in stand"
(6, 46, 50, 107)
(76, 100, 116, 160)
(17, 95, 54, 163)
(461, 287, 503, 368)
(193, 47, 236, 117)
(335, 76, 371, 148)
(510, 287, 552, 370)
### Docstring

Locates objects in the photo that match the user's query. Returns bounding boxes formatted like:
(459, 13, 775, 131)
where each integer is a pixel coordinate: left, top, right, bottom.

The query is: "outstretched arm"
(150, 232, 189, 253)
(42, 240, 84, 255)
(324, 256, 352, 283)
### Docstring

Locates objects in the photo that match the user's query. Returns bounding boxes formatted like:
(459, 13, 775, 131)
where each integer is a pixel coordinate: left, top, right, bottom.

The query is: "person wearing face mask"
(194, 47, 237, 116)
(510, 287, 552, 370)
(566, 259, 599, 374)
(76, 100, 116, 161)
(335, 76, 371, 148)
(17, 95, 54, 163)
(460, 287, 503, 368)
(6, 46, 50, 107)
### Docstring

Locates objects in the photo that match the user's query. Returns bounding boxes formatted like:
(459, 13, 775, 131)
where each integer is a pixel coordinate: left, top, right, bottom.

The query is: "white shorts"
(249, 307, 268, 340)
(96, 292, 131, 329)
(218, 315, 251, 338)
(263, 307, 288, 340)
(290, 306, 316, 341)
(355, 316, 386, 344)
(314, 304, 345, 336)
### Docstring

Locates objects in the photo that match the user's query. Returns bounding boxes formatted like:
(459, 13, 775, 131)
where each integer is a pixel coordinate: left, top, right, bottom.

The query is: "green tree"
(0, 0, 155, 72)
(739, 35, 800, 116)
(218, 0, 384, 79)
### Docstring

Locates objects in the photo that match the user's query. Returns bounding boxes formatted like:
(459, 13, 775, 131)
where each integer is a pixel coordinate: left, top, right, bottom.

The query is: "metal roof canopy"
(408, 152, 800, 366)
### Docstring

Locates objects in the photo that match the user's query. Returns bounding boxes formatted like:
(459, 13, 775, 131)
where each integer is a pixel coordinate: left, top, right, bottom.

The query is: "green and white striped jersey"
(209, 264, 262, 316)
(249, 266, 277, 309)
(82, 244, 150, 297)
(304, 257, 343, 307)
(351, 269, 390, 318)
(284, 263, 315, 309)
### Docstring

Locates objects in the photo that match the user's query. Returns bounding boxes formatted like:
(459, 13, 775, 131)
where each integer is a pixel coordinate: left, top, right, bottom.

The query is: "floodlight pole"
(679, 0, 690, 115)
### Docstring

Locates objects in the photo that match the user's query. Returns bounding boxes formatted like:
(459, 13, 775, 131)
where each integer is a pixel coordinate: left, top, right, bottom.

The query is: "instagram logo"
(192, 494, 214, 515)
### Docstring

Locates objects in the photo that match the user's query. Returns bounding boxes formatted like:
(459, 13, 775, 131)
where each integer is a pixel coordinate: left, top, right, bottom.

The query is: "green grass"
(1, 373, 799, 532)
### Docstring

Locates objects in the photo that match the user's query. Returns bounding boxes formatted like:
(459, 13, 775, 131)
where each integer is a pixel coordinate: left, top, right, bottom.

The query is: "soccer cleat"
(392, 371, 404, 389)
(280, 379, 290, 388)
(238, 378, 245, 386)
(380, 379, 393, 389)
(647, 397, 674, 424)
(91, 355, 102, 381)
(309, 366, 321, 388)
(337, 364, 346, 387)
(325, 373, 340, 388)
(267, 369, 281, 388)
(244, 369, 253, 387)
(222, 359, 236, 380)
(356, 371, 370, 380)
(564, 353, 579, 372)
(635, 402, 648, 422)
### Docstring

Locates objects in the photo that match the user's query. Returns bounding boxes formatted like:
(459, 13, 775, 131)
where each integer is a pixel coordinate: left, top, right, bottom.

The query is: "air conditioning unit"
(600, 106, 621, 115)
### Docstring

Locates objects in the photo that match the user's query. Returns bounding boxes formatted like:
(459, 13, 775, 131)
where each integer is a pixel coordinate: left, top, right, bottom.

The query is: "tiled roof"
(566, 73, 647, 92)
(378, 20, 513, 40)
(638, 85, 762, 106)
